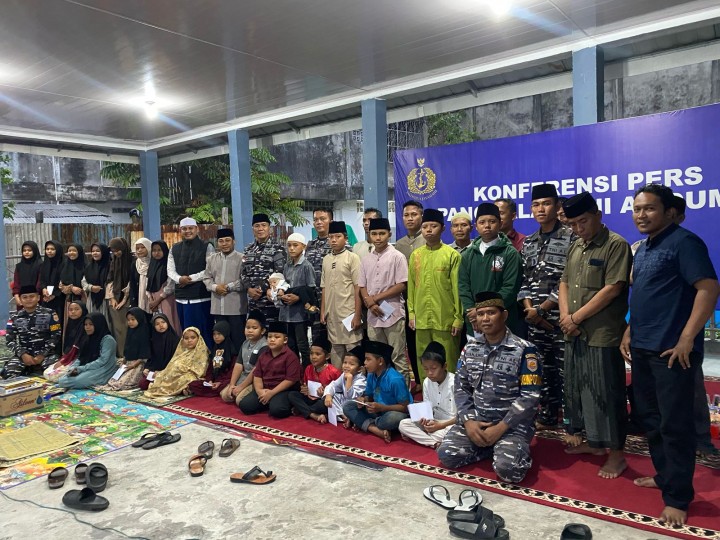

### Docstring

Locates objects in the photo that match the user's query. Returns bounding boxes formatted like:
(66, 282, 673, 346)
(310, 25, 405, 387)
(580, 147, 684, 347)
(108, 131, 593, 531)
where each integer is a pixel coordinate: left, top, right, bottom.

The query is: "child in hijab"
(100, 307, 151, 391)
(57, 313, 117, 389)
(138, 313, 180, 391)
(130, 237, 152, 313)
(106, 237, 132, 356)
(59, 244, 86, 302)
(145, 241, 182, 335)
(13, 241, 42, 309)
(82, 243, 111, 323)
(144, 327, 209, 398)
(39, 240, 65, 320)
(43, 300, 88, 382)
(221, 310, 269, 405)
(188, 321, 237, 397)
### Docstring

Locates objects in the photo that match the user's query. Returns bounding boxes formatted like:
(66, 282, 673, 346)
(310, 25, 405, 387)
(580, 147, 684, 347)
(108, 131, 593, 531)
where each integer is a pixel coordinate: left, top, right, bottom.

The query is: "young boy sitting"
(399, 341, 457, 448)
(238, 321, 302, 418)
(288, 335, 341, 423)
(323, 346, 367, 423)
(342, 341, 413, 443)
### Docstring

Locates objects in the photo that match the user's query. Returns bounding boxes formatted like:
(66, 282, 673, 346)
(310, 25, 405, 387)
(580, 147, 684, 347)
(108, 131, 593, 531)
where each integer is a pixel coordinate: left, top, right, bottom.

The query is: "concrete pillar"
(573, 47, 604, 126)
(361, 99, 388, 215)
(228, 129, 254, 249)
(139, 151, 161, 240)
(0, 178, 8, 325)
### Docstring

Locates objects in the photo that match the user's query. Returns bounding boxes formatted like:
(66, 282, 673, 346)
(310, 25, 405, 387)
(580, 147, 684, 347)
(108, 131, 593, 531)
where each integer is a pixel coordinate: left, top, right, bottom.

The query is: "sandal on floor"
(142, 432, 181, 450)
(86, 463, 108, 493)
(198, 441, 215, 459)
(449, 516, 510, 539)
(456, 489, 483, 511)
(560, 524, 592, 539)
(423, 485, 457, 510)
(447, 506, 506, 529)
(74, 463, 88, 485)
(230, 465, 276, 485)
(62, 487, 109, 512)
(131, 432, 167, 448)
(188, 454, 207, 477)
(48, 467, 68, 489)
(218, 438, 240, 457)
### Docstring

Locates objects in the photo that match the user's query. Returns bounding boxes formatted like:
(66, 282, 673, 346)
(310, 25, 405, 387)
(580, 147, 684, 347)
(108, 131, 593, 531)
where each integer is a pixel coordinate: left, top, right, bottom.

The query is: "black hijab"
(147, 313, 179, 372)
(108, 237, 132, 300)
(59, 243, 86, 287)
(210, 320, 237, 378)
(77, 313, 112, 366)
(83, 243, 111, 309)
(39, 240, 64, 290)
(15, 241, 42, 291)
(123, 307, 152, 361)
(63, 301, 88, 354)
(146, 241, 169, 293)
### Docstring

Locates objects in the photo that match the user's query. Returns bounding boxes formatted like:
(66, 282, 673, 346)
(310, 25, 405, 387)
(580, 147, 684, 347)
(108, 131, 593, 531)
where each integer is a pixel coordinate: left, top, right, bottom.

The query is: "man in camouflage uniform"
(241, 213, 287, 323)
(437, 291, 542, 483)
(2, 287, 62, 379)
(518, 183, 573, 428)
(305, 208, 338, 341)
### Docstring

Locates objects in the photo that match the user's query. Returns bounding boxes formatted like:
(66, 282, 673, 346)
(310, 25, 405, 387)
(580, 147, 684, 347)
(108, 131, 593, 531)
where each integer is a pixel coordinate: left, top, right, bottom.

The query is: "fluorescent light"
(144, 100, 158, 119)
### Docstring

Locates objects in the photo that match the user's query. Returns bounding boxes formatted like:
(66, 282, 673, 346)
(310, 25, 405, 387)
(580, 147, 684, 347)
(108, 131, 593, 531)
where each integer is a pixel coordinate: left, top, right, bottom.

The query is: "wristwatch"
(534, 305, 547, 319)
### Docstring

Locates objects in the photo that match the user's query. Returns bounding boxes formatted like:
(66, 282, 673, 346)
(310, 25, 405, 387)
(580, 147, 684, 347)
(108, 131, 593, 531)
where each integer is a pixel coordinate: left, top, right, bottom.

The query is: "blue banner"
(394, 103, 720, 273)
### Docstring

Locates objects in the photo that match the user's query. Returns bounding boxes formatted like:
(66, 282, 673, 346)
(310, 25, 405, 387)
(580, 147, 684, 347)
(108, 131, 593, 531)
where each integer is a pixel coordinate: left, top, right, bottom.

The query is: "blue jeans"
(342, 401, 408, 432)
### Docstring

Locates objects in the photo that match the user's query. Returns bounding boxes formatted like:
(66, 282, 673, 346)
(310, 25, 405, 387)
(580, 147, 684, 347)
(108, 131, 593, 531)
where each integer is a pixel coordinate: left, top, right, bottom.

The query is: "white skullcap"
(287, 233, 307, 245)
(179, 217, 197, 227)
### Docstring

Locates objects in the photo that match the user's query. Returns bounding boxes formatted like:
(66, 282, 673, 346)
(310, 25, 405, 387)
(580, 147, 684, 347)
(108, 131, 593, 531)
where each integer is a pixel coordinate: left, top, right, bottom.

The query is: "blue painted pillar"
(573, 47, 604, 126)
(0, 176, 8, 326)
(361, 99, 388, 215)
(228, 129, 254, 249)
(139, 151, 161, 240)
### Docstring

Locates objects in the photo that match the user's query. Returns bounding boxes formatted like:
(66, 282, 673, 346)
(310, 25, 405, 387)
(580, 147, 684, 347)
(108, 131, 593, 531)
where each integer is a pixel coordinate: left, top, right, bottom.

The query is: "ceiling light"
(144, 100, 158, 119)
(486, 0, 512, 17)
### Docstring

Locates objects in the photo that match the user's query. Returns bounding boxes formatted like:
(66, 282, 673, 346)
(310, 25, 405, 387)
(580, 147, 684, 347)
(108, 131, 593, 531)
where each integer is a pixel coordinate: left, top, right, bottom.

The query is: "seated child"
(144, 327, 209, 398)
(221, 310, 268, 405)
(138, 314, 179, 391)
(58, 313, 118, 389)
(288, 335, 341, 423)
(99, 307, 151, 391)
(268, 272, 319, 314)
(238, 321, 302, 418)
(188, 321, 236, 397)
(342, 340, 412, 443)
(323, 345, 367, 422)
(44, 300, 87, 382)
(398, 341, 457, 448)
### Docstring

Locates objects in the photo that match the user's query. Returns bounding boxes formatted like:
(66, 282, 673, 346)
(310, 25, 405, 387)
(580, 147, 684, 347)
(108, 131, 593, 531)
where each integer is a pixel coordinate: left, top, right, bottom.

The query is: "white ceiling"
(1, 0, 720, 154)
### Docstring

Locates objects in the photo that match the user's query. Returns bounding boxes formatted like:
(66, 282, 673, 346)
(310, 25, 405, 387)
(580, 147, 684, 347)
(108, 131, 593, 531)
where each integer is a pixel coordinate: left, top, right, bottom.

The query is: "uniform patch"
(525, 353, 538, 372)
(520, 374, 542, 386)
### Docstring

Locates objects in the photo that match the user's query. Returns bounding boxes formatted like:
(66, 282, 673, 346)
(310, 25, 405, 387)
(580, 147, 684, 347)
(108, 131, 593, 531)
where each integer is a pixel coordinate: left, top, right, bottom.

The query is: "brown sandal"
(230, 465, 276, 485)
(218, 438, 240, 457)
(188, 454, 207, 477)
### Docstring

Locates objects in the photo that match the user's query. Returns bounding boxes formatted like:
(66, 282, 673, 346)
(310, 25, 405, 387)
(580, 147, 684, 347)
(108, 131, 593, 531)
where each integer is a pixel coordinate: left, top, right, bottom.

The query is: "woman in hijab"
(39, 240, 65, 320)
(129, 237, 153, 314)
(12, 241, 42, 309)
(82, 243, 111, 323)
(144, 327, 209, 398)
(188, 320, 237, 397)
(145, 240, 182, 335)
(138, 313, 180, 391)
(100, 307, 152, 391)
(57, 313, 117, 389)
(43, 300, 88, 382)
(106, 237, 132, 356)
(59, 243, 87, 334)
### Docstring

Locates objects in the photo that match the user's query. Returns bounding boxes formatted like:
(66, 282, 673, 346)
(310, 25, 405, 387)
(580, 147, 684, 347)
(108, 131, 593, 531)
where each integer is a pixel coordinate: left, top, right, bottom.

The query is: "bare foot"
(368, 425, 392, 443)
(598, 451, 627, 479)
(564, 442, 605, 455)
(342, 418, 352, 429)
(563, 433, 583, 447)
(633, 476, 659, 489)
(660, 506, 688, 527)
(310, 413, 327, 424)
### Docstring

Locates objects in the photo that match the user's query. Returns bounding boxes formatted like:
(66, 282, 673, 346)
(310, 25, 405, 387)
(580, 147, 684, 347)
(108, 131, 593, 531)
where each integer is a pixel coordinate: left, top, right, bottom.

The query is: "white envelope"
(327, 407, 338, 426)
(111, 365, 127, 381)
(46, 285, 55, 295)
(146, 371, 155, 381)
(408, 401, 434, 422)
(307, 380, 322, 398)
(378, 301, 395, 322)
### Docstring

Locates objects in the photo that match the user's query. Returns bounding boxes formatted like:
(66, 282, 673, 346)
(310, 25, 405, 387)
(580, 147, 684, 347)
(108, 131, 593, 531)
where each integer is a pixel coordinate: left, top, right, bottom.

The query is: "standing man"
(241, 213, 287, 324)
(621, 185, 719, 526)
(449, 212, 473, 254)
(321, 221, 363, 368)
(354, 207, 382, 262)
(204, 228, 246, 347)
(495, 198, 526, 252)
(305, 208, 334, 341)
(518, 184, 574, 429)
(168, 217, 214, 345)
(557, 193, 631, 479)
(407, 209, 463, 379)
(459, 203, 522, 336)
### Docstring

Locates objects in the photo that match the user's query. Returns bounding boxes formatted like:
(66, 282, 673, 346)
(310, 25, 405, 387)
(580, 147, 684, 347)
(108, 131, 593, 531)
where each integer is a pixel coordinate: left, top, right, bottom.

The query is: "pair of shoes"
(197, 438, 240, 459)
(52, 463, 107, 491)
(131, 431, 181, 450)
(424, 485, 482, 511)
(62, 487, 109, 511)
(59, 463, 110, 512)
(230, 465, 276, 485)
(424, 485, 509, 539)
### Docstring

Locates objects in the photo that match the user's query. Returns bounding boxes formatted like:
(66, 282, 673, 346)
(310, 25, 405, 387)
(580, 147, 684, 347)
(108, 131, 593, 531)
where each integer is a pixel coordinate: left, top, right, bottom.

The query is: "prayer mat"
(0, 390, 194, 489)
(0, 423, 78, 465)
(93, 386, 191, 407)
(166, 396, 720, 540)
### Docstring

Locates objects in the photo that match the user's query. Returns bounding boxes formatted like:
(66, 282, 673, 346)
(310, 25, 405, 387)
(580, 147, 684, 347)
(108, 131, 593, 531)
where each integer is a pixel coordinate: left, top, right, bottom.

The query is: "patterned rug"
(92, 387, 191, 407)
(0, 390, 194, 489)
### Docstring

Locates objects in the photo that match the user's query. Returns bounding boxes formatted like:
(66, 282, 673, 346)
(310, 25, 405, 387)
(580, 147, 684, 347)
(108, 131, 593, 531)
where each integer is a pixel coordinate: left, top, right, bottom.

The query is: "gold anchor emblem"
(407, 158, 437, 199)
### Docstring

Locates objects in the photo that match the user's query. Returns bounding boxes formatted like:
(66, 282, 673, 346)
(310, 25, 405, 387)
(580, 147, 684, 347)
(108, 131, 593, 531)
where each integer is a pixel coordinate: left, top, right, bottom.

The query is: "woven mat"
(0, 423, 78, 465)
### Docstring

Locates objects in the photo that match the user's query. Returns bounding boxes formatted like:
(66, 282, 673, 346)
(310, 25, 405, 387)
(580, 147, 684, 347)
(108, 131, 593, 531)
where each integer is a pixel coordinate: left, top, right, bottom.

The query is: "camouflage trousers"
(1, 354, 57, 380)
(528, 324, 565, 426)
(437, 423, 534, 483)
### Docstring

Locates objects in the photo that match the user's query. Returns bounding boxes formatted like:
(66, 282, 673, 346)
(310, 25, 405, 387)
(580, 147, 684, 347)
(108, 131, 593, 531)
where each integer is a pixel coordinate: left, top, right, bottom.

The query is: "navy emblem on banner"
(407, 158, 438, 200)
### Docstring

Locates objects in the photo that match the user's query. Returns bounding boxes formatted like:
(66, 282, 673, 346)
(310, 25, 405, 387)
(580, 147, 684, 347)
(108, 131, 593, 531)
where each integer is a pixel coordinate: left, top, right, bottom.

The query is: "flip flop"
(62, 487, 109, 512)
(86, 463, 108, 493)
(456, 489, 483, 511)
(447, 506, 506, 529)
(218, 438, 240, 457)
(48, 467, 68, 489)
(188, 454, 207, 477)
(198, 441, 215, 459)
(423, 485, 457, 510)
(75, 463, 88, 485)
(142, 432, 181, 450)
(131, 432, 167, 448)
(449, 516, 510, 539)
(230, 465, 276, 485)
(560, 524, 592, 539)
